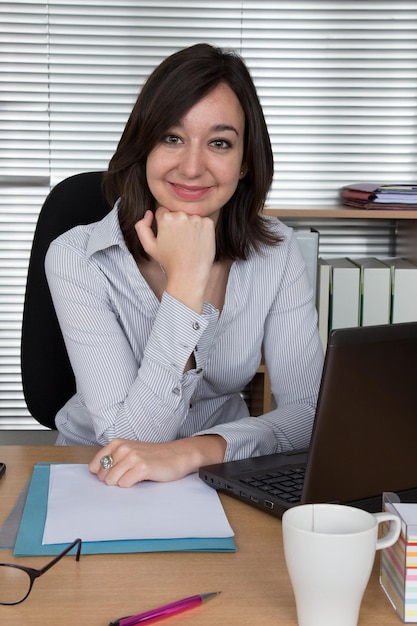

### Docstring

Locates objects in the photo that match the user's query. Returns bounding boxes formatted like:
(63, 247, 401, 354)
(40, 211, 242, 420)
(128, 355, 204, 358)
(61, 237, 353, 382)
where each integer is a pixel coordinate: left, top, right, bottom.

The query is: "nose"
(178, 144, 205, 179)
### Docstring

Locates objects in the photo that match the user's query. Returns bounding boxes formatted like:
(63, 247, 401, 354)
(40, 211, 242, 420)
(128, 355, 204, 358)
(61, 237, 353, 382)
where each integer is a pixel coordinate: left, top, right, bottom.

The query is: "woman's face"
(146, 82, 246, 224)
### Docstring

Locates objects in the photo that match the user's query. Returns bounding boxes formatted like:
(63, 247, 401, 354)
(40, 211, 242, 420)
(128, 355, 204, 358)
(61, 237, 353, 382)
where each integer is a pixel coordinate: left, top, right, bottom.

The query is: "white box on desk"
(381, 492, 417, 623)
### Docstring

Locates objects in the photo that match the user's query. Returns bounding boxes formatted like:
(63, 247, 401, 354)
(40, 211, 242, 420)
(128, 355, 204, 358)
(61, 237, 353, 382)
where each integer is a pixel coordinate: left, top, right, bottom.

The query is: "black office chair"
(21, 171, 111, 429)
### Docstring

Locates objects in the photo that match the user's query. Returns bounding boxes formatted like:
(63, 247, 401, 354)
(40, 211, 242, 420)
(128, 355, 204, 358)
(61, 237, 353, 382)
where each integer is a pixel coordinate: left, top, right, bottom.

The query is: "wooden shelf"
(263, 206, 417, 220)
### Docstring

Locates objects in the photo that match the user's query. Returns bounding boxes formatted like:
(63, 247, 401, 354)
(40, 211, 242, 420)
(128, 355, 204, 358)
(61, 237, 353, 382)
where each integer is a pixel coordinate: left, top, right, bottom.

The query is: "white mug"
(282, 503, 401, 626)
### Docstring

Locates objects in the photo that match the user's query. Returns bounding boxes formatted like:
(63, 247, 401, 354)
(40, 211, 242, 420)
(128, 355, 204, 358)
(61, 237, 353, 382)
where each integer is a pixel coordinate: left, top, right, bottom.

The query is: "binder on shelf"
(379, 257, 417, 323)
(322, 258, 360, 330)
(316, 258, 331, 350)
(294, 228, 319, 301)
(350, 257, 391, 326)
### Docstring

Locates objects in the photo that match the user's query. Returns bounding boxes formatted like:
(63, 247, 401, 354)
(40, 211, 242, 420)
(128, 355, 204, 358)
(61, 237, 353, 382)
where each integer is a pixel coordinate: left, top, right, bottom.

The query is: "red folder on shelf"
(340, 183, 417, 209)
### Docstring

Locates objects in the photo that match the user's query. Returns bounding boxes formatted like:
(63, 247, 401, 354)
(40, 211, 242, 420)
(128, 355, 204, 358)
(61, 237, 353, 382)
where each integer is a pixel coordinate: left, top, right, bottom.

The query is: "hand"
(89, 435, 226, 487)
(135, 208, 216, 312)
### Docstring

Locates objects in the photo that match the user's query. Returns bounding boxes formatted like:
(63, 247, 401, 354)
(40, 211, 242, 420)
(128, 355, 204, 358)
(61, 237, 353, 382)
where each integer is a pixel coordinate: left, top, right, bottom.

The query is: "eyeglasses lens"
(0, 565, 31, 605)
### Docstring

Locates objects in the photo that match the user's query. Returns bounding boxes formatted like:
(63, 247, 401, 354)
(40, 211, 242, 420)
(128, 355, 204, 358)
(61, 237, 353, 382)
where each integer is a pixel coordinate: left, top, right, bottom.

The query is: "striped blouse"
(45, 205, 324, 461)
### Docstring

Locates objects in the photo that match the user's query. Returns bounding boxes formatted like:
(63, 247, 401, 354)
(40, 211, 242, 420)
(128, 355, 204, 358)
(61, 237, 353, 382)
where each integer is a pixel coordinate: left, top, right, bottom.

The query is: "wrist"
(169, 435, 227, 477)
(190, 434, 227, 469)
(166, 267, 211, 314)
(166, 281, 206, 314)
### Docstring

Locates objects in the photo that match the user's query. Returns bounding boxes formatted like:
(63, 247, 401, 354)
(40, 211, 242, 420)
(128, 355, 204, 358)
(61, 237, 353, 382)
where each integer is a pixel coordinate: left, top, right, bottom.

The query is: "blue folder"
(12, 464, 236, 556)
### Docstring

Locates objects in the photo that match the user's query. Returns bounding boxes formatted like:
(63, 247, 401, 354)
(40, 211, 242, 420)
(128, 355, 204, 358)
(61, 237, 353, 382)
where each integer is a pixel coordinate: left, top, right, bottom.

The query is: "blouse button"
(172, 387, 180, 395)
(192, 321, 200, 331)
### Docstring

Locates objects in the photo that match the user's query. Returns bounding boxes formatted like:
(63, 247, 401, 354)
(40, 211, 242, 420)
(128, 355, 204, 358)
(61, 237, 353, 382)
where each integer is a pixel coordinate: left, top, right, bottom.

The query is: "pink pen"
(109, 592, 221, 626)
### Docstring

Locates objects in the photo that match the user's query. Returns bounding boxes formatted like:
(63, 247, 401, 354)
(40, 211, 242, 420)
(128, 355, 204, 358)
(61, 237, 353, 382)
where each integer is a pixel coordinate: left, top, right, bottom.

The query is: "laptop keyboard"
(239, 465, 306, 504)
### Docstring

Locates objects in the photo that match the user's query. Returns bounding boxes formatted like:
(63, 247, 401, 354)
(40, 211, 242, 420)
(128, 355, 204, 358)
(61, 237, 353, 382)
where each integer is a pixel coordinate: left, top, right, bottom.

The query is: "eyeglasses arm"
(37, 538, 82, 577)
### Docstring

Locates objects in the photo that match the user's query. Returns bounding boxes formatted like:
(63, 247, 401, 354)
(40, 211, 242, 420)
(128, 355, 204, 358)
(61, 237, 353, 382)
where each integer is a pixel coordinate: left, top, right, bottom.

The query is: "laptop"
(199, 322, 417, 517)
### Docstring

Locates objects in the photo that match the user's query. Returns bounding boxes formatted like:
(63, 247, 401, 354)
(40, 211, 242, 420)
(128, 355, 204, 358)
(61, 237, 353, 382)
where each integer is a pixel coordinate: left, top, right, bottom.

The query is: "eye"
(163, 134, 183, 145)
(210, 139, 232, 150)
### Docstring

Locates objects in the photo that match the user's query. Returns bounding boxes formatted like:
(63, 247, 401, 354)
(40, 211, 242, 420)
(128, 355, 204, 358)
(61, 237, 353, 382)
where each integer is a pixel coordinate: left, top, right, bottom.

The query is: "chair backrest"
(21, 171, 111, 429)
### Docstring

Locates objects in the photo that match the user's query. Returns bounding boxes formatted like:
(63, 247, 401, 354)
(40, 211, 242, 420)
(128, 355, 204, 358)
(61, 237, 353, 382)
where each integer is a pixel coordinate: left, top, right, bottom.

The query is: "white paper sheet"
(42, 464, 234, 545)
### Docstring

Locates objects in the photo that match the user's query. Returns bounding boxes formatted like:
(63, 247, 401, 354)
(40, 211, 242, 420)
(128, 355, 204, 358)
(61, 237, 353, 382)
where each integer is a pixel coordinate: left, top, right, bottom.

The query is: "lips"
(169, 182, 212, 200)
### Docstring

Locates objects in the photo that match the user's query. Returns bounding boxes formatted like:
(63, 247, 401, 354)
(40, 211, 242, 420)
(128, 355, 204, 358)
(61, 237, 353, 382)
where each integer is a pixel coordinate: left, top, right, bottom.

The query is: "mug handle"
(373, 512, 401, 550)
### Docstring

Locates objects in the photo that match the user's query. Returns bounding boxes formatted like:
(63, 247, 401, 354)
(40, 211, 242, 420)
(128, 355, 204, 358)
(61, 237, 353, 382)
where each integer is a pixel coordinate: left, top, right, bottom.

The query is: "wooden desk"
(0, 446, 401, 625)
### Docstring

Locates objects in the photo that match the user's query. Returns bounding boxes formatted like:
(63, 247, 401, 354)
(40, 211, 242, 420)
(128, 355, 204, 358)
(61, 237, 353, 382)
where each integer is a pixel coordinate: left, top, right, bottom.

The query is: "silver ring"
(100, 454, 113, 470)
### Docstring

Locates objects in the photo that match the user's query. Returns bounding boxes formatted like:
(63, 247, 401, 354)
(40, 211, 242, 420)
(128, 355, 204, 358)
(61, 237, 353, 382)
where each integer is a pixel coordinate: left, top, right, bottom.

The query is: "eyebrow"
(174, 122, 240, 136)
(211, 124, 240, 136)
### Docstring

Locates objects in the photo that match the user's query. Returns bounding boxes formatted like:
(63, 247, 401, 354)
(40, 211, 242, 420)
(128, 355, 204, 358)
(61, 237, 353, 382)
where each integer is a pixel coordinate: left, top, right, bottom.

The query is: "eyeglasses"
(0, 538, 82, 605)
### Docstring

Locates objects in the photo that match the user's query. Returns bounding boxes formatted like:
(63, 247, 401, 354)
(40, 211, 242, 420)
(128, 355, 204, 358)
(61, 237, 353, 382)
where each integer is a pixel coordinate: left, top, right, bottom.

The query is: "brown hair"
(104, 43, 279, 261)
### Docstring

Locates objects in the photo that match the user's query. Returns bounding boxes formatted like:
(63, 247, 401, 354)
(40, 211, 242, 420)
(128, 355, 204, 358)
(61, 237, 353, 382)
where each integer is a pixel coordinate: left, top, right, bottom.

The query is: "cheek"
(146, 148, 177, 190)
(222, 152, 245, 187)
(212, 155, 241, 182)
(223, 167, 243, 192)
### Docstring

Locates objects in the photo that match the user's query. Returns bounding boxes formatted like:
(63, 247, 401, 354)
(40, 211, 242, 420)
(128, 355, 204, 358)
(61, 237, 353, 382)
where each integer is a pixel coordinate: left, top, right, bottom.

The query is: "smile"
(169, 182, 212, 200)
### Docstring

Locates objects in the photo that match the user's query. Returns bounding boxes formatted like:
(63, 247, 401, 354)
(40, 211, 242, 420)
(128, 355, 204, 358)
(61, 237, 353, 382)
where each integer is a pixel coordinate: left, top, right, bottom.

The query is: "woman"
(45, 43, 324, 486)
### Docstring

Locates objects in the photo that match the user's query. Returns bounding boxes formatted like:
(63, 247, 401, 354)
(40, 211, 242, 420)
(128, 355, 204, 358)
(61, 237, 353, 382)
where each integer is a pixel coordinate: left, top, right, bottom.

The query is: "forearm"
(156, 434, 227, 479)
(166, 276, 207, 314)
(194, 399, 317, 464)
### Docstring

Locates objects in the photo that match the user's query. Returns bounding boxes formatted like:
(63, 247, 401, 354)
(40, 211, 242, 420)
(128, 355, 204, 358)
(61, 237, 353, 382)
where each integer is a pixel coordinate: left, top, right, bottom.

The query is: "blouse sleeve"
(45, 238, 219, 445)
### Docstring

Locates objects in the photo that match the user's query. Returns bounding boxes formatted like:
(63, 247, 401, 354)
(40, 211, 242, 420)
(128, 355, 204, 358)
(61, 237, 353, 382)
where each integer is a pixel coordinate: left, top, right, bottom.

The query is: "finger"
(88, 439, 120, 474)
(89, 448, 107, 474)
(95, 459, 122, 484)
(135, 210, 157, 254)
(116, 466, 147, 488)
(101, 454, 147, 487)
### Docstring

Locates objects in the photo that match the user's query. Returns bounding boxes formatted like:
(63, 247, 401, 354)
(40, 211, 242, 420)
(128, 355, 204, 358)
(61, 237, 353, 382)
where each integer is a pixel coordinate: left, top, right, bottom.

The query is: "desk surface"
(0, 446, 401, 626)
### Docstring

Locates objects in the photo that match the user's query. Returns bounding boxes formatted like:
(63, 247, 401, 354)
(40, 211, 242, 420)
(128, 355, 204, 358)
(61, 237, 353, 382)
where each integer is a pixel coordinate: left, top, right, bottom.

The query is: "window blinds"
(1, 0, 417, 428)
